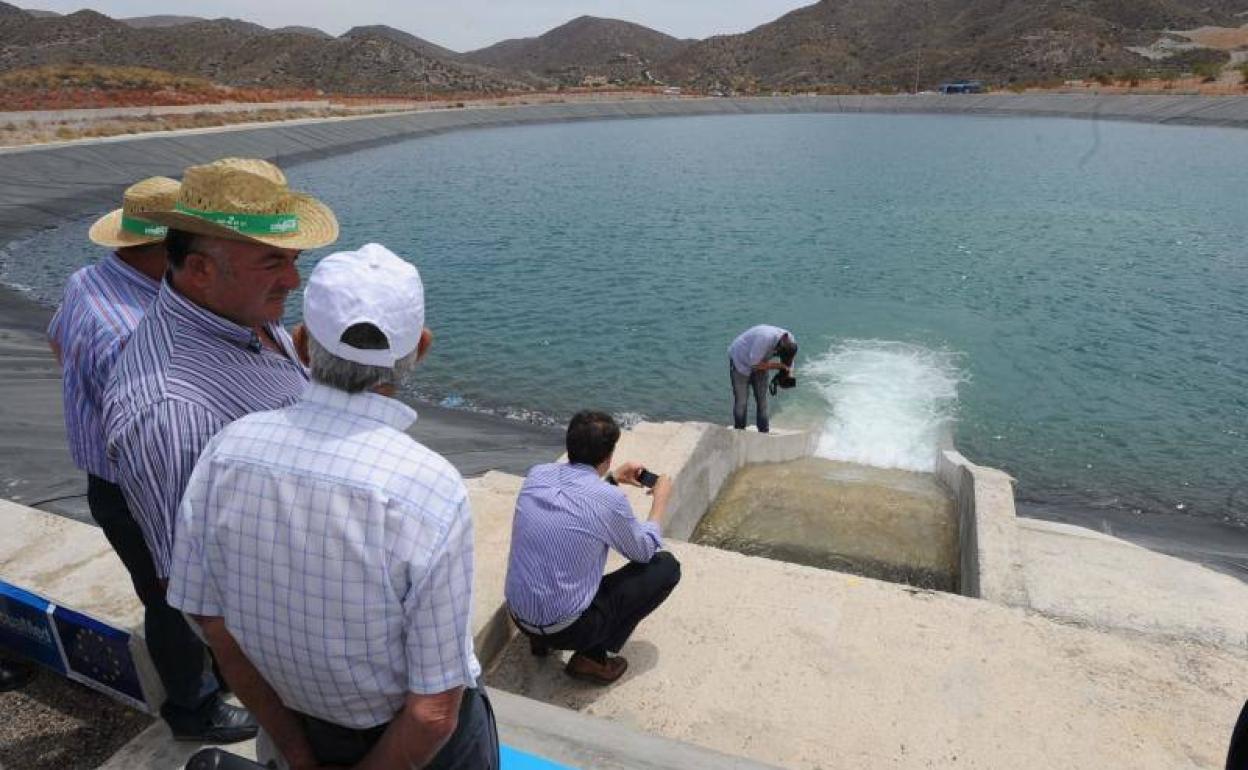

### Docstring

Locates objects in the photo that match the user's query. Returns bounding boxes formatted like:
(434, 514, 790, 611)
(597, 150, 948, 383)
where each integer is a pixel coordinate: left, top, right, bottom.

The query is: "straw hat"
(144, 158, 339, 250)
(88, 176, 181, 249)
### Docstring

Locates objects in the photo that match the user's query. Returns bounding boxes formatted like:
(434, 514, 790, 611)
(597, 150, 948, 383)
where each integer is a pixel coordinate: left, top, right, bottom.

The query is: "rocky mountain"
(658, 0, 1248, 91)
(1, 1, 1244, 96)
(274, 25, 333, 40)
(464, 15, 692, 85)
(120, 15, 208, 29)
(0, 8, 531, 93)
(344, 24, 463, 62)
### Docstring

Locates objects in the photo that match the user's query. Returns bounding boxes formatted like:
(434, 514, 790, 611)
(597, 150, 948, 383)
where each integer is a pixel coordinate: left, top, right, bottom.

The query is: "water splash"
(807, 340, 964, 473)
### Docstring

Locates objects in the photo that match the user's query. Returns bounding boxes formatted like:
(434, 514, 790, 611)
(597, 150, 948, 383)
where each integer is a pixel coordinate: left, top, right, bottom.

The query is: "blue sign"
(501, 745, 577, 770)
(53, 605, 147, 710)
(0, 581, 66, 674)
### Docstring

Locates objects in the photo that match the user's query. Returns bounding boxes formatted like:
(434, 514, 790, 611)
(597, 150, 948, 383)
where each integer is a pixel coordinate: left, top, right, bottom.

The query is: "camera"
(769, 370, 797, 395)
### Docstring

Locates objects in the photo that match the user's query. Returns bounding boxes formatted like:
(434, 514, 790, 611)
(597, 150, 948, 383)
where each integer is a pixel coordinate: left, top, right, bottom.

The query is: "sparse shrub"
(54, 126, 74, 140)
(1192, 62, 1222, 83)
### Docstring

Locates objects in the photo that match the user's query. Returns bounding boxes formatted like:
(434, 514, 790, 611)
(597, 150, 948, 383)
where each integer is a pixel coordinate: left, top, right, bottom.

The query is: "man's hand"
(195, 615, 318, 770)
(647, 475, 673, 526)
(354, 688, 463, 770)
(611, 462, 645, 486)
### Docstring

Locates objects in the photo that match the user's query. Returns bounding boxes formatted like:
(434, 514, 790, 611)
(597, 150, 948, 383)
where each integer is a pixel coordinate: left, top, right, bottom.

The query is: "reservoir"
(4, 112, 1246, 525)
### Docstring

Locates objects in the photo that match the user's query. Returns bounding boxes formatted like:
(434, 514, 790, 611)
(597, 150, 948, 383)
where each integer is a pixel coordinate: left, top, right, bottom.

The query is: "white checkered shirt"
(167, 382, 481, 729)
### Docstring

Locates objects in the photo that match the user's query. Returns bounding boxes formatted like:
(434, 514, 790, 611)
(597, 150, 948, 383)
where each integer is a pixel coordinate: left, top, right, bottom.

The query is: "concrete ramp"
(1020, 517, 1248, 649)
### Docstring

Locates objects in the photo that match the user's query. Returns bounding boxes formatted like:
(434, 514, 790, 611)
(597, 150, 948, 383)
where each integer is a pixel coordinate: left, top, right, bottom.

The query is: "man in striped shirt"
(48, 177, 238, 739)
(104, 158, 337, 741)
(505, 412, 682, 685)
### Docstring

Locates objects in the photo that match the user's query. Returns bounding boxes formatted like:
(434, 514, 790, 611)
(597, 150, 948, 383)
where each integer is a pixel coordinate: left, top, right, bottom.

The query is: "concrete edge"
(491, 688, 783, 770)
(663, 423, 818, 540)
(937, 449, 1028, 605)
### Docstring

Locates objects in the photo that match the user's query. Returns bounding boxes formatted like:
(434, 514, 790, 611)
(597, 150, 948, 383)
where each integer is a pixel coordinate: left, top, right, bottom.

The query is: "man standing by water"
(47, 176, 242, 740)
(169, 244, 497, 769)
(505, 411, 681, 685)
(104, 158, 337, 741)
(728, 324, 798, 433)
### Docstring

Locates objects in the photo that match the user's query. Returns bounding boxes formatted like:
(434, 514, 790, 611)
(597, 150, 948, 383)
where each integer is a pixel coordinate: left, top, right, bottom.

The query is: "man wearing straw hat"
(169, 243, 498, 769)
(104, 158, 337, 742)
(48, 177, 242, 738)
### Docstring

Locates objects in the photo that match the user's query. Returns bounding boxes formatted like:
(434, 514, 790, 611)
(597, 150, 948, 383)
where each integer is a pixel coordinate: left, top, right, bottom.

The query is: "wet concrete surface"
(693, 457, 959, 591)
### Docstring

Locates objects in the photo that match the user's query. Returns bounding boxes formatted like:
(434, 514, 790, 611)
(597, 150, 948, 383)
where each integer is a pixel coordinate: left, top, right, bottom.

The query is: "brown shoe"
(564, 653, 628, 685)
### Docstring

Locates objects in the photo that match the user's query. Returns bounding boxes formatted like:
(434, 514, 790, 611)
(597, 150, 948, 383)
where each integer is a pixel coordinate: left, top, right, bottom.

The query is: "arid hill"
(658, 0, 1245, 91)
(1, 0, 1244, 97)
(0, 4, 529, 94)
(464, 15, 692, 85)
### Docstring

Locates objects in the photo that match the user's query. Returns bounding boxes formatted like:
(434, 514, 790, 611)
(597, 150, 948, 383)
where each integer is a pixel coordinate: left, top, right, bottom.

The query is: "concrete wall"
(936, 449, 1027, 604)
(598, 421, 818, 541)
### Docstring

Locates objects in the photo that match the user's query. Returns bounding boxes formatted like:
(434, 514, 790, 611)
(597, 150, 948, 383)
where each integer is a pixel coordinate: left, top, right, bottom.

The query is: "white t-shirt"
(728, 325, 793, 375)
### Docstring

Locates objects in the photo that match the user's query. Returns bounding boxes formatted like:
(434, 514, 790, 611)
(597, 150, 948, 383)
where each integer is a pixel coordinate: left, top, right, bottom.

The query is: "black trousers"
(87, 475, 218, 717)
(294, 688, 498, 769)
(523, 551, 681, 660)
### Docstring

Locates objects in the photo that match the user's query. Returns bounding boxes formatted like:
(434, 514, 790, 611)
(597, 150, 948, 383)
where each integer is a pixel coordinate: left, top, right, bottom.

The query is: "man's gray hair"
(307, 327, 420, 394)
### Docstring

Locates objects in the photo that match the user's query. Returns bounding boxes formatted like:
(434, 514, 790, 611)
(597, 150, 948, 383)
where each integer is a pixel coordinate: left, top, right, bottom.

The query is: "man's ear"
(416, 327, 434, 362)
(180, 250, 216, 292)
(291, 323, 310, 365)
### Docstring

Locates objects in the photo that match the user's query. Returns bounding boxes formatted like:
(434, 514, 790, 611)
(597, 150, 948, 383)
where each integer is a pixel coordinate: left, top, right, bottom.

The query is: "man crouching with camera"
(504, 411, 681, 685)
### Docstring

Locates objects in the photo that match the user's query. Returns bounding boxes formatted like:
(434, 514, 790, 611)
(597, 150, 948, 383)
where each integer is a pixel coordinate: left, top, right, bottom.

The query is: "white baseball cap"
(303, 243, 424, 368)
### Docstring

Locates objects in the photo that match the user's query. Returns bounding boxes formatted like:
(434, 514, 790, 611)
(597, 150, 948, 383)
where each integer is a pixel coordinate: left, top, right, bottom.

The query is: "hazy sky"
(17, 1, 816, 51)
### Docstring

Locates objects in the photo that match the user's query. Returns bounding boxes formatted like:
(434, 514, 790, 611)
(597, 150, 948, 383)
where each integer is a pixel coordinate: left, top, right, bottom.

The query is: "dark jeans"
(730, 361, 771, 433)
(521, 551, 681, 661)
(86, 475, 218, 717)
(1228, 699, 1248, 770)
(294, 688, 498, 769)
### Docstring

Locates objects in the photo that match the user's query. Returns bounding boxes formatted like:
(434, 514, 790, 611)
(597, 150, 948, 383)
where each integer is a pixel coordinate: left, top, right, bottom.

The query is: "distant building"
(939, 80, 984, 94)
(582, 75, 609, 87)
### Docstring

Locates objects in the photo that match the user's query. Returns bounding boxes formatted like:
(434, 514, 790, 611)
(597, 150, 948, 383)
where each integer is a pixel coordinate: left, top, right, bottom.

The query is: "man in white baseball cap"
(168, 243, 499, 769)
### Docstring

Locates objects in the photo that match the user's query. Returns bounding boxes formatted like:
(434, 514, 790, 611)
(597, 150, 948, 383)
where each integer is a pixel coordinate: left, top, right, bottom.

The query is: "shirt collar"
(158, 277, 286, 354)
(301, 381, 418, 432)
(568, 463, 603, 480)
(99, 252, 160, 294)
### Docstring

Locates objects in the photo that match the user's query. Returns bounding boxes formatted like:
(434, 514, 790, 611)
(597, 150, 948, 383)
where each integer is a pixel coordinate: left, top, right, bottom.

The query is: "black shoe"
(167, 697, 258, 744)
(529, 637, 550, 658)
(0, 659, 37, 692)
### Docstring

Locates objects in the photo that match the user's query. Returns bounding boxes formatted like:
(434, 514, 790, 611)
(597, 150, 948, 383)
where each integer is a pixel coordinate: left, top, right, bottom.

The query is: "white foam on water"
(807, 340, 964, 473)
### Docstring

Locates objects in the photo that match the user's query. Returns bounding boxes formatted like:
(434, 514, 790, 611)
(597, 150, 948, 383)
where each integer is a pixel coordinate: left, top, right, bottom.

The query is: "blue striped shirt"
(103, 280, 308, 578)
(504, 463, 663, 627)
(168, 382, 480, 728)
(47, 254, 159, 482)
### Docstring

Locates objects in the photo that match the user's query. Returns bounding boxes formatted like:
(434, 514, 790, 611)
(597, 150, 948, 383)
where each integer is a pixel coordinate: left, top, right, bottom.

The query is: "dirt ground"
(0, 668, 152, 770)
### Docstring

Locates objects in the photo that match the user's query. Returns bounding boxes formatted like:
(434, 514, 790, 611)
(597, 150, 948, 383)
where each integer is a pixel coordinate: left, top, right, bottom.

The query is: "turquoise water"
(4, 113, 1247, 523)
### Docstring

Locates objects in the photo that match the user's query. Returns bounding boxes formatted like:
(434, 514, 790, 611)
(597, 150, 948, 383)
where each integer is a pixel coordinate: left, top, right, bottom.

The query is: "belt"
(510, 609, 580, 636)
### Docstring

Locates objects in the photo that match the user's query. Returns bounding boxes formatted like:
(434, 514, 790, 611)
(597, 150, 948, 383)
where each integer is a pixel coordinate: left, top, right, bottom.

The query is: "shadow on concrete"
(486, 636, 662, 713)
